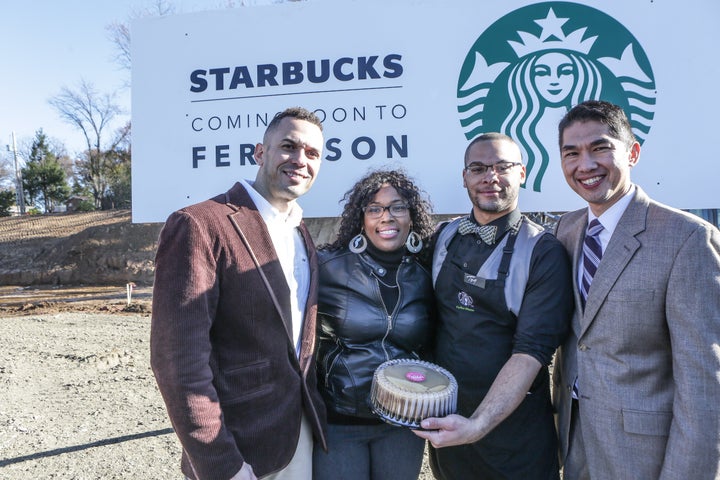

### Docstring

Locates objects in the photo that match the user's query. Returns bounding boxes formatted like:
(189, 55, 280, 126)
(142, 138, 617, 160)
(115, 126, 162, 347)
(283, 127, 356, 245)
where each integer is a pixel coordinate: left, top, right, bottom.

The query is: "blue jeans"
(313, 422, 425, 480)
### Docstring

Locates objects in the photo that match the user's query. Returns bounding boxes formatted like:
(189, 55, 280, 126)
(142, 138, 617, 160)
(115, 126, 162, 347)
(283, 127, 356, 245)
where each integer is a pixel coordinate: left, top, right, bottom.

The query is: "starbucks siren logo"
(457, 2, 656, 192)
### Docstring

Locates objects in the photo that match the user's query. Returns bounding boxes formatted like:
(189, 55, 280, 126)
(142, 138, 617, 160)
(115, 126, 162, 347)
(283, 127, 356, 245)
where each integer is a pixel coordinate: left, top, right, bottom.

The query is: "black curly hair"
(326, 169, 434, 253)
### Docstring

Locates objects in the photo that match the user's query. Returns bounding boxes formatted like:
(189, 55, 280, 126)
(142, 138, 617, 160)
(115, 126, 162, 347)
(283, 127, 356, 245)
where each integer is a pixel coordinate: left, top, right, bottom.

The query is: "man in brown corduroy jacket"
(151, 107, 327, 480)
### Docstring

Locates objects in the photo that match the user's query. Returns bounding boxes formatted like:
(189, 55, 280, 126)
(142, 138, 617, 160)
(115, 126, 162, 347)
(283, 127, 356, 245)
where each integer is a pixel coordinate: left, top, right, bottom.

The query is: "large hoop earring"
(405, 231, 423, 253)
(349, 233, 368, 253)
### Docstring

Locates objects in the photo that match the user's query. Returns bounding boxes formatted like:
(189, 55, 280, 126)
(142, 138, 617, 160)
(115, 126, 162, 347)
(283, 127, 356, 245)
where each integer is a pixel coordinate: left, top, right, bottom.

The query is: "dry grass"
(0, 210, 130, 243)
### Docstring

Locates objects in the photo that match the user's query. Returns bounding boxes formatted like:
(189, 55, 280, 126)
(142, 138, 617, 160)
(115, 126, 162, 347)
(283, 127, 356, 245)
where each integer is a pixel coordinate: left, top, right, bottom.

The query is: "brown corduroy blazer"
(150, 182, 327, 480)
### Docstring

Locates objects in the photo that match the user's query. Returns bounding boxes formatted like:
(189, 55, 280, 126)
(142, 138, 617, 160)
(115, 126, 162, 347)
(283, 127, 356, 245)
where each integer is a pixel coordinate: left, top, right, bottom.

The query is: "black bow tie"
(458, 217, 497, 245)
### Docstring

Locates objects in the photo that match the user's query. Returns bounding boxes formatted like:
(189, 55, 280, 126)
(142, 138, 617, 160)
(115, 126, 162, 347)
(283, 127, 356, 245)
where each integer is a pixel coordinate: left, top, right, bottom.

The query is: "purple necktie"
(580, 219, 604, 309)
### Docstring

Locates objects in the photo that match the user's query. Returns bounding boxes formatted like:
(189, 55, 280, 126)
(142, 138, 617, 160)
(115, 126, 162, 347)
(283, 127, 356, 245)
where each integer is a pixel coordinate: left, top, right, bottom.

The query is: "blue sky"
(0, 0, 279, 166)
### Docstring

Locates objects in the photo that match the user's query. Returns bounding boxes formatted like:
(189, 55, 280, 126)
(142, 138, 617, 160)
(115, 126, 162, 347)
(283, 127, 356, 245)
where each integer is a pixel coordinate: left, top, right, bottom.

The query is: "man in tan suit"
(151, 107, 327, 480)
(553, 100, 720, 479)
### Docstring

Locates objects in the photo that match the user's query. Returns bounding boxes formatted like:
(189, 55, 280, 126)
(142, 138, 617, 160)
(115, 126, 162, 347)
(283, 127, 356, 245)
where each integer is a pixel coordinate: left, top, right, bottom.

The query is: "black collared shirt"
(459, 209, 522, 271)
(438, 209, 572, 367)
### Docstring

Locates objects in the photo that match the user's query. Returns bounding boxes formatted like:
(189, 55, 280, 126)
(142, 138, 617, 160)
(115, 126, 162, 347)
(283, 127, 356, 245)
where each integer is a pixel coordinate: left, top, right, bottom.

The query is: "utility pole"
(11, 131, 26, 215)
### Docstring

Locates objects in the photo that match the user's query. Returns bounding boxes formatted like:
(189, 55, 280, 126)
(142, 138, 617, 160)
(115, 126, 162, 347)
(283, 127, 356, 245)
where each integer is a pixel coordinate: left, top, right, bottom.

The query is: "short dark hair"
(264, 107, 323, 142)
(558, 100, 636, 148)
(464, 132, 521, 165)
(327, 169, 434, 254)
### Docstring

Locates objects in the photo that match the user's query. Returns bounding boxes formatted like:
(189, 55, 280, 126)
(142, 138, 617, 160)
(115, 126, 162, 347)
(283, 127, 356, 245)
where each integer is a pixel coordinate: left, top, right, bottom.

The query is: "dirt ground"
(0, 285, 179, 479)
(0, 211, 437, 478)
(0, 211, 161, 287)
(0, 287, 435, 479)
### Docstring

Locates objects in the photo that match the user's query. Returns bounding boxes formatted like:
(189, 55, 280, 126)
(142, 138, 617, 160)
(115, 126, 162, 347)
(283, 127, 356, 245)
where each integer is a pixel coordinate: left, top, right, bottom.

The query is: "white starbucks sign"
(132, 0, 716, 222)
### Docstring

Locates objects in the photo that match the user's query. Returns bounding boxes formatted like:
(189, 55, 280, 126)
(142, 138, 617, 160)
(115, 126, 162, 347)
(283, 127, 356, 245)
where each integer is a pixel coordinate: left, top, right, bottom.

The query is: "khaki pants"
(185, 414, 313, 480)
(261, 414, 313, 480)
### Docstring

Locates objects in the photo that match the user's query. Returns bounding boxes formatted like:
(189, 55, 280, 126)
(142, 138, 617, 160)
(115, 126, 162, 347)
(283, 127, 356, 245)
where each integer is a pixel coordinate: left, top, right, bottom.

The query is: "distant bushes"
(0, 190, 15, 217)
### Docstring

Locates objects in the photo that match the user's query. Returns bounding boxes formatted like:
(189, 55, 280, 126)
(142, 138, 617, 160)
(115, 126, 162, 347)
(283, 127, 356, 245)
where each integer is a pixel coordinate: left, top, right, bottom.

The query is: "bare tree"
(105, 0, 306, 75)
(106, 0, 177, 76)
(103, 122, 132, 209)
(48, 80, 126, 209)
(0, 154, 12, 189)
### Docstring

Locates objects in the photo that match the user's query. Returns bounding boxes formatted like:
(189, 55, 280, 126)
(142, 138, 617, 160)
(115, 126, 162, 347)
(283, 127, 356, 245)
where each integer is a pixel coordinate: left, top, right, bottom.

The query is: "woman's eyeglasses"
(363, 204, 410, 219)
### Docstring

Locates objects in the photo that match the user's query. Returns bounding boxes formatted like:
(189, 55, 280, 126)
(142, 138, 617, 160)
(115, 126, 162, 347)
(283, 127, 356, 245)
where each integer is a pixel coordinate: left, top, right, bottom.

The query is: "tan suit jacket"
(151, 182, 326, 479)
(553, 186, 720, 479)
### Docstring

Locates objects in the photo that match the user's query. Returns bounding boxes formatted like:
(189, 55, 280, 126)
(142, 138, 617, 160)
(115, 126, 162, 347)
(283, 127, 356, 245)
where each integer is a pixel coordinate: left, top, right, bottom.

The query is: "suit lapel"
(297, 223, 318, 372)
(225, 184, 294, 343)
(560, 212, 588, 335)
(580, 188, 647, 336)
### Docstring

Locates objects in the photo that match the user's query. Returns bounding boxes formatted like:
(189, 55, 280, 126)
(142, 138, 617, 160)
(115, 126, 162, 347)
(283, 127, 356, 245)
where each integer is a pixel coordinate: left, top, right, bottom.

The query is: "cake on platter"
(369, 358, 458, 428)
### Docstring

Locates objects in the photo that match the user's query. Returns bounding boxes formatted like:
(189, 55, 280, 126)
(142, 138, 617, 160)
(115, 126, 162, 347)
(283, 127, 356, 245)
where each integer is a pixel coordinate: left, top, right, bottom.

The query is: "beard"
(470, 189, 517, 214)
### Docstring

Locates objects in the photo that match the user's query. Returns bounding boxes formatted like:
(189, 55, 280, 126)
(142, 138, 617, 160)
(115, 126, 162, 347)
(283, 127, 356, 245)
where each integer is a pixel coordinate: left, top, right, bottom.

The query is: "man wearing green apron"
(415, 133, 573, 479)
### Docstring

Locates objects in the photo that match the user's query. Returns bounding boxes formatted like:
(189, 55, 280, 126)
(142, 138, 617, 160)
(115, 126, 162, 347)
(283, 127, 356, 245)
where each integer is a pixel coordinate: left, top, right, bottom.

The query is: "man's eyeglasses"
(464, 162, 522, 176)
(364, 204, 410, 219)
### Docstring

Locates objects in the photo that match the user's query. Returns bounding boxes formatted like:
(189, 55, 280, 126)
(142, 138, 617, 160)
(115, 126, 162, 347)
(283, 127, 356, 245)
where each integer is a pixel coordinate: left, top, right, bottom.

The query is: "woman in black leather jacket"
(312, 169, 435, 480)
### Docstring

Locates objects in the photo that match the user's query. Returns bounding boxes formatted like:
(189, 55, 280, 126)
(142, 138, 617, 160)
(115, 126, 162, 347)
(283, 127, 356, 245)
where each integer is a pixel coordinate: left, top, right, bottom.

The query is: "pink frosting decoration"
(405, 371, 426, 382)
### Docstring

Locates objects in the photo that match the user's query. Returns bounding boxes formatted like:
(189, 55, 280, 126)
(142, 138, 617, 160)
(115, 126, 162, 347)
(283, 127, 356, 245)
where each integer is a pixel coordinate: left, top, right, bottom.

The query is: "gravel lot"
(0, 289, 434, 479)
(0, 212, 439, 478)
(0, 310, 181, 479)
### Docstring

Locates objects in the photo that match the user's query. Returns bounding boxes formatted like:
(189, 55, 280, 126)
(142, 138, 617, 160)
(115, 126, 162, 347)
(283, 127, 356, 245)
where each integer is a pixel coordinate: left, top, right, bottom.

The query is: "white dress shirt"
(578, 185, 636, 287)
(240, 179, 309, 357)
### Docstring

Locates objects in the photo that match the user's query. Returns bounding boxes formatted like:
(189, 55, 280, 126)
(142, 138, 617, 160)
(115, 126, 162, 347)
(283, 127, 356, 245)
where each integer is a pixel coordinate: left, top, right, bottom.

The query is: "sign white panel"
(132, 0, 720, 222)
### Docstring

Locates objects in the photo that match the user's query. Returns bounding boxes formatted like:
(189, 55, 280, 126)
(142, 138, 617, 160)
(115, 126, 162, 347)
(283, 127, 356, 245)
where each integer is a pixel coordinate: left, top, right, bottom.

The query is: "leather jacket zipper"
(381, 315, 393, 361)
(378, 263, 403, 361)
(324, 342, 342, 388)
